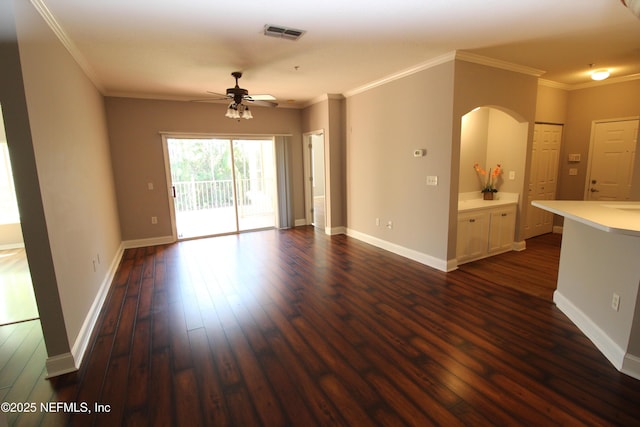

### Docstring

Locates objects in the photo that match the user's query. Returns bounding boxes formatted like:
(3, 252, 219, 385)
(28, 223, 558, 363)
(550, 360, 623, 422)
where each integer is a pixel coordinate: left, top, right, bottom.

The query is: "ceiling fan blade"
(247, 99, 278, 108)
(206, 91, 232, 98)
(249, 94, 277, 101)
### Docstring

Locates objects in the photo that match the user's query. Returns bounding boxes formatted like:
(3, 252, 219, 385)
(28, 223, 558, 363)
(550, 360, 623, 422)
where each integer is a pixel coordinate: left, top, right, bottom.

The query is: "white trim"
(68, 243, 125, 373)
(45, 352, 77, 378)
(512, 240, 527, 251)
(455, 51, 546, 77)
(159, 131, 293, 138)
(302, 94, 345, 109)
(622, 353, 640, 381)
(344, 52, 456, 98)
(123, 235, 175, 249)
(346, 228, 449, 272)
(552, 225, 564, 234)
(538, 79, 571, 90)
(29, 0, 104, 93)
(568, 73, 640, 91)
(326, 226, 346, 236)
(294, 218, 308, 227)
(553, 290, 629, 374)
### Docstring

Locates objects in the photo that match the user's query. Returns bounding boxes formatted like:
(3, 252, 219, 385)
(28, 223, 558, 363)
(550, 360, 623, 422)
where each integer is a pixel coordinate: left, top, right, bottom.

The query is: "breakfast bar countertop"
(531, 200, 640, 237)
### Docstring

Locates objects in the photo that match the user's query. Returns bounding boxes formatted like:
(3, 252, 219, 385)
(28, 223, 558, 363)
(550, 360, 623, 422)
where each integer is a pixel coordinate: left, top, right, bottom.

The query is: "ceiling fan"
(195, 71, 277, 119)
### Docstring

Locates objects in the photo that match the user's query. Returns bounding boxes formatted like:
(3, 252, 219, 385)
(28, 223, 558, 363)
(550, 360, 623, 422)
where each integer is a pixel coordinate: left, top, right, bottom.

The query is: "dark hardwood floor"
(2, 227, 640, 426)
(457, 232, 562, 300)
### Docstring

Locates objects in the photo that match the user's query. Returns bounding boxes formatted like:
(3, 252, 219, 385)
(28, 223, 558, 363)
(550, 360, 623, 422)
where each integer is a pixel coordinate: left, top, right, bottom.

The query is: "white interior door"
(586, 119, 638, 201)
(526, 123, 562, 238)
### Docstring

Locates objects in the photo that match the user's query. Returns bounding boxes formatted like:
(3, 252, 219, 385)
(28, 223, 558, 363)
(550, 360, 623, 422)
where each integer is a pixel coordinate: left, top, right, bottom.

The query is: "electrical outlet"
(375, 218, 380, 226)
(386, 221, 393, 229)
(151, 216, 158, 225)
(612, 293, 620, 311)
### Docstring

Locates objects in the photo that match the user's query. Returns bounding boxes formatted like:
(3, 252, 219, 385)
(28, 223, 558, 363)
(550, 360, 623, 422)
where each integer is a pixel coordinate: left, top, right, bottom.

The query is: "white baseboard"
(553, 225, 564, 234)
(512, 240, 526, 251)
(50, 243, 126, 378)
(294, 218, 308, 227)
(45, 352, 77, 379)
(326, 226, 346, 235)
(553, 290, 639, 379)
(622, 353, 640, 381)
(346, 228, 449, 272)
(123, 235, 175, 249)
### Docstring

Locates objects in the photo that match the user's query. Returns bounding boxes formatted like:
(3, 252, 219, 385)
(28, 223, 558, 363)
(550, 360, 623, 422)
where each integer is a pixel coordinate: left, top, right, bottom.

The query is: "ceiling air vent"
(264, 25, 306, 41)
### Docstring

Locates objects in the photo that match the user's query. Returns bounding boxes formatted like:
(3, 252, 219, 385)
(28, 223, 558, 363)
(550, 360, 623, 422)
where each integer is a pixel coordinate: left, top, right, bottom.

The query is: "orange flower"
(474, 163, 502, 193)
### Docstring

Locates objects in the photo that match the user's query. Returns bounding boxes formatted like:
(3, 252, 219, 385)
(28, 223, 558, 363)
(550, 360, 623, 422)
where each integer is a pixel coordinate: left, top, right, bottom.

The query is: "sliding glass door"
(166, 137, 276, 239)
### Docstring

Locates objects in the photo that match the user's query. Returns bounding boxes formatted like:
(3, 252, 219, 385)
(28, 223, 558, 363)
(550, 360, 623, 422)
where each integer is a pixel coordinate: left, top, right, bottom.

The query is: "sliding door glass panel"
(168, 138, 237, 238)
(233, 139, 276, 232)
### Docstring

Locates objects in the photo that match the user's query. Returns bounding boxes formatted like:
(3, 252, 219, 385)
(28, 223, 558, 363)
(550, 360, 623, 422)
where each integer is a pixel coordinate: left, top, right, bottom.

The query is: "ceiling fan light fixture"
(591, 69, 610, 81)
(225, 103, 240, 119)
(242, 107, 253, 120)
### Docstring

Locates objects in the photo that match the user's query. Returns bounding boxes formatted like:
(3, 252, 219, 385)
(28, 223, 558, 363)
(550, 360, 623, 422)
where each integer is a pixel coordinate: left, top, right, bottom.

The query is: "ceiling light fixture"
(621, 0, 640, 18)
(225, 102, 253, 120)
(591, 69, 610, 81)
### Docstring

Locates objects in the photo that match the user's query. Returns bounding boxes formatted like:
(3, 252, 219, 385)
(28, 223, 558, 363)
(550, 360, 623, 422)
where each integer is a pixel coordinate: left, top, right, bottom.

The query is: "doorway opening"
(303, 131, 326, 231)
(0, 104, 39, 326)
(165, 137, 277, 239)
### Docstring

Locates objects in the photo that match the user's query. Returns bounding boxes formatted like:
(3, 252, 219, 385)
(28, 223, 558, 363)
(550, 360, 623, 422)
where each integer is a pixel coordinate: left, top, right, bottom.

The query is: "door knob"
(590, 188, 599, 192)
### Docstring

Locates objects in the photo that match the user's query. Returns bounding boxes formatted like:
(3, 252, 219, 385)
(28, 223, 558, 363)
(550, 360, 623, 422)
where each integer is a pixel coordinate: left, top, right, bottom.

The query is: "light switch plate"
(569, 168, 578, 176)
(426, 176, 438, 186)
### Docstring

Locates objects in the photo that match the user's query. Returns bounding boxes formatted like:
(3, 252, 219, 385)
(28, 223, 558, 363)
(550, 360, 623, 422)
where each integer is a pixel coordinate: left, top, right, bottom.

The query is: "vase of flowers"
(474, 163, 502, 200)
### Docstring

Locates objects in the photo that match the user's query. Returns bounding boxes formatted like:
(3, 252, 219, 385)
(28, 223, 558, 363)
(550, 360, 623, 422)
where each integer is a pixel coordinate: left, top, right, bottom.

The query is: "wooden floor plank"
(0, 229, 639, 426)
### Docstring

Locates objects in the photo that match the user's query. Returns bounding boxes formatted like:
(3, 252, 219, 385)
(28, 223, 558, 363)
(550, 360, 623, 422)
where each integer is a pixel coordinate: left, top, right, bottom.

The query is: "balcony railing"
(173, 178, 275, 217)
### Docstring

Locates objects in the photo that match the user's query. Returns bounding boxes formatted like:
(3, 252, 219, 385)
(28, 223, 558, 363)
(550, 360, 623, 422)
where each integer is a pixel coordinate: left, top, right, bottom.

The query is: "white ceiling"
(30, 0, 640, 107)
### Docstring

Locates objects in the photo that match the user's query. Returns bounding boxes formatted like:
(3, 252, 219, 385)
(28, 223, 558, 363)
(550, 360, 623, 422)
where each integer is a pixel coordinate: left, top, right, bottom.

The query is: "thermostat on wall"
(413, 149, 426, 157)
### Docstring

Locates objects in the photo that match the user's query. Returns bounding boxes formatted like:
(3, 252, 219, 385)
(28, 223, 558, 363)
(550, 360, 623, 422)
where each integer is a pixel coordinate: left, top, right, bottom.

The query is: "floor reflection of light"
(0, 249, 39, 325)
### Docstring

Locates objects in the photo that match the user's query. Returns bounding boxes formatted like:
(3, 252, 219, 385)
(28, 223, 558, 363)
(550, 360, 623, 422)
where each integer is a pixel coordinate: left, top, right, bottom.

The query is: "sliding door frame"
(160, 132, 289, 240)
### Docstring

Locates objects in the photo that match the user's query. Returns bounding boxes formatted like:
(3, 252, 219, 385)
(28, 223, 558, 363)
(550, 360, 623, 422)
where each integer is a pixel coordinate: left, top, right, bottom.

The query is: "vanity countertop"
(532, 200, 640, 237)
(458, 192, 519, 213)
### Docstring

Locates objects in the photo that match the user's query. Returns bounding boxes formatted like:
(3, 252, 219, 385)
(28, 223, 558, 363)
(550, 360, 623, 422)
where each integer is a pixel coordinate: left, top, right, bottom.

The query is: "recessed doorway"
(0, 104, 39, 326)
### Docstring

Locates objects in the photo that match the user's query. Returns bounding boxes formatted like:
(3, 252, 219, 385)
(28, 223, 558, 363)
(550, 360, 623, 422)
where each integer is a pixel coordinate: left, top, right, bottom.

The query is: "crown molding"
(538, 79, 571, 90)
(343, 51, 457, 98)
(455, 51, 546, 77)
(29, 0, 105, 93)
(302, 93, 345, 108)
(567, 73, 640, 91)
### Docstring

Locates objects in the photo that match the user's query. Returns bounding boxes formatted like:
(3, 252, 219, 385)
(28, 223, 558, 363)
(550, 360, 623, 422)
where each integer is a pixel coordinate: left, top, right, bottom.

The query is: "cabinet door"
(457, 211, 489, 263)
(488, 207, 516, 254)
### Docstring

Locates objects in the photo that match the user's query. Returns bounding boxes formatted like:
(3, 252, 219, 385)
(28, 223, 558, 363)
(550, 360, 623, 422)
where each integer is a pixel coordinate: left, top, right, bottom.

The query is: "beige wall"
(3, 0, 122, 366)
(105, 97, 304, 240)
(535, 84, 568, 124)
(559, 80, 640, 201)
(346, 62, 456, 264)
